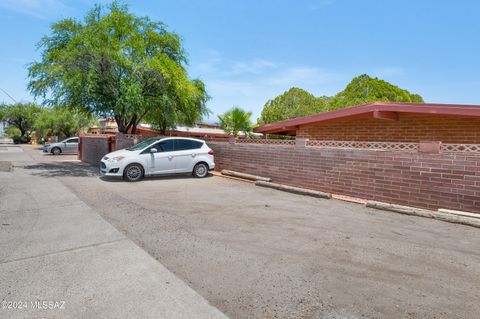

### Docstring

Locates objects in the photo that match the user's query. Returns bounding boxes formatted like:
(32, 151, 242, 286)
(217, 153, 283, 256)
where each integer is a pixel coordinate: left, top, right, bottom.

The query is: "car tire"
(193, 162, 209, 178)
(51, 147, 61, 155)
(123, 163, 144, 182)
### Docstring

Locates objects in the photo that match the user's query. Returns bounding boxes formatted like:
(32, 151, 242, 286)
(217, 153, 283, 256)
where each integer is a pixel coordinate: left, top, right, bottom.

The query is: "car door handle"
(191, 153, 196, 157)
(168, 155, 173, 160)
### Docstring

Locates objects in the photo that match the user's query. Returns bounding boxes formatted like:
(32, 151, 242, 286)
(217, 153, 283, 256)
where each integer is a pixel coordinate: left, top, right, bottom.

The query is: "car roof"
(159, 137, 205, 143)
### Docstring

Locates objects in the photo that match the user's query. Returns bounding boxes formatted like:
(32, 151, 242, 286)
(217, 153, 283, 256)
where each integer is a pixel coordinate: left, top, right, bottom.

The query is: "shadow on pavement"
(23, 162, 100, 178)
(100, 173, 213, 183)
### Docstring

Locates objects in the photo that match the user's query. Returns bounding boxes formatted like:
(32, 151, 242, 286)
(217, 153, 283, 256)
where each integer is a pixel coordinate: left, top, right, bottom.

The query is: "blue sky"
(0, 0, 479, 122)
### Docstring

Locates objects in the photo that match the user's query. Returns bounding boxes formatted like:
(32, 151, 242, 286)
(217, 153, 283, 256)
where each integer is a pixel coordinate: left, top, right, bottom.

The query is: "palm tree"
(218, 107, 252, 137)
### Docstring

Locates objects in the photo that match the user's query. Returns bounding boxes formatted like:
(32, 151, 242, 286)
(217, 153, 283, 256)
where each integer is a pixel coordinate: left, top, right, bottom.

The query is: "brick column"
(295, 137, 308, 148)
(419, 141, 442, 153)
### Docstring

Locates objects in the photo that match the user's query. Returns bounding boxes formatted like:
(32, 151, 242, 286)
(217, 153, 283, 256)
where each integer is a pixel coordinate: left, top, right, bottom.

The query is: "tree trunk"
(114, 116, 128, 134)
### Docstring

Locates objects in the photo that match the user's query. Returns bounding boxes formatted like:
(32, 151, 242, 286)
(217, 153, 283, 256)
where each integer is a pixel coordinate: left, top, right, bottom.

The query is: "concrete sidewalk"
(0, 147, 227, 318)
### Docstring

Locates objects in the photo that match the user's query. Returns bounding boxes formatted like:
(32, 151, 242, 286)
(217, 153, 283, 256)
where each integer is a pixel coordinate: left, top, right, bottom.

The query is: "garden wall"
(209, 141, 480, 212)
(78, 133, 480, 212)
(79, 133, 146, 165)
(79, 135, 112, 166)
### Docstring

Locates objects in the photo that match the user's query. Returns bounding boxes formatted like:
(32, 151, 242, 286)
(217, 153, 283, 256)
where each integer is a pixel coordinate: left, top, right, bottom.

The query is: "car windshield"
(126, 137, 161, 151)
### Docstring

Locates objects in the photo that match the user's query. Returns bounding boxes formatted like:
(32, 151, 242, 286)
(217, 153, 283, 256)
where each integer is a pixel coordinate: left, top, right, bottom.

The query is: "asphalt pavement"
(0, 144, 227, 319)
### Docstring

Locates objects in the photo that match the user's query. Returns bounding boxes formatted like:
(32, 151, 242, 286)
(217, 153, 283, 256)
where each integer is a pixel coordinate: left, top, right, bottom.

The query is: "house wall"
(296, 114, 480, 143)
(209, 141, 480, 212)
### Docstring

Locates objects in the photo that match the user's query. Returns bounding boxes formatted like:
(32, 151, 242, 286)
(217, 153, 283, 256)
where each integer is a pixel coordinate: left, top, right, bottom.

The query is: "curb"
(255, 181, 332, 199)
(221, 169, 272, 182)
(366, 201, 480, 228)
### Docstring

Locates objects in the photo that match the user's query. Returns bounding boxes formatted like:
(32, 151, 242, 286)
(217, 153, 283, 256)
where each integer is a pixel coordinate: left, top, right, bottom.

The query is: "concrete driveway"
(50, 161, 480, 318)
(0, 144, 227, 319)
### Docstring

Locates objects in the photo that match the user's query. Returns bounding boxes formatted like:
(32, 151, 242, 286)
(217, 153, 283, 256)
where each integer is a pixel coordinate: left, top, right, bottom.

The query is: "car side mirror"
(150, 148, 158, 153)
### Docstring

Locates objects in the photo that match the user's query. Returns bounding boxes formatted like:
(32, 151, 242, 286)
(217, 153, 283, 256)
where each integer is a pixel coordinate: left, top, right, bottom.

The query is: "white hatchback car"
(100, 137, 215, 181)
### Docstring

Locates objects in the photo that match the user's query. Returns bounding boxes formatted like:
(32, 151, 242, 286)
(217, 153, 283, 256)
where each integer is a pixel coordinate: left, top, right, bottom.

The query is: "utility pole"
(0, 86, 17, 103)
(0, 86, 17, 137)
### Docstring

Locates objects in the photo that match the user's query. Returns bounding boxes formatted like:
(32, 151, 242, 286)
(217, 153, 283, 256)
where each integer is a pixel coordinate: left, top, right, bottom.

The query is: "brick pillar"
(419, 141, 442, 153)
(108, 136, 116, 153)
(78, 132, 85, 160)
(295, 137, 308, 148)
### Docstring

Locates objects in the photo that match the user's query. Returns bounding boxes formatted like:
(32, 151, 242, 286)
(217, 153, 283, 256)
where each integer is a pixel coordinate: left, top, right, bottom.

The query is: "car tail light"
(208, 150, 214, 155)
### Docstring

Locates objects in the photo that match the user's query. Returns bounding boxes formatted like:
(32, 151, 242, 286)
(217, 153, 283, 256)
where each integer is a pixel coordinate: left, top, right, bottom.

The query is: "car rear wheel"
(193, 162, 209, 178)
(123, 164, 144, 182)
(51, 147, 61, 155)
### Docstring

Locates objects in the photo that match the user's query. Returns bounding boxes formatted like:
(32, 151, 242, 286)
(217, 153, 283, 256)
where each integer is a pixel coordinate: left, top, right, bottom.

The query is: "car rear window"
(175, 139, 203, 151)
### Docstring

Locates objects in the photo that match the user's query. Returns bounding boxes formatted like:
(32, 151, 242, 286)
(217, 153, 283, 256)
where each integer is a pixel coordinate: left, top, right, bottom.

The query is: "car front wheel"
(51, 147, 61, 155)
(193, 162, 209, 178)
(123, 163, 144, 182)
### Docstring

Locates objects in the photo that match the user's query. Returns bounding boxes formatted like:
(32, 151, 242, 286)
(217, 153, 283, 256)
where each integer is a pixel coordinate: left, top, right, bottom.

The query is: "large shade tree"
(28, 2, 209, 134)
(327, 74, 424, 111)
(0, 103, 43, 137)
(259, 75, 424, 124)
(260, 88, 328, 125)
(34, 107, 96, 137)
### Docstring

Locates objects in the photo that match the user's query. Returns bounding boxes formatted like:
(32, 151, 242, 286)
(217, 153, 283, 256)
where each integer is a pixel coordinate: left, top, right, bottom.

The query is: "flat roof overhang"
(254, 102, 480, 135)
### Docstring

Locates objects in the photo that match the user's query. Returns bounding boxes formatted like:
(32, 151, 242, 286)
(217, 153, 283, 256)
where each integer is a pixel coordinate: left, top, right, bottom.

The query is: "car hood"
(103, 149, 138, 160)
(47, 142, 62, 147)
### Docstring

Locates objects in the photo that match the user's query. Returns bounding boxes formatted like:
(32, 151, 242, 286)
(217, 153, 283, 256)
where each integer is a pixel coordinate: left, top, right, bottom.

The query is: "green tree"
(4, 126, 21, 139)
(259, 88, 328, 124)
(28, 2, 209, 134)
(327, 74, 424, 111)
(34, 107, 96, 137)
(218, 107, 253, 137)
(0, 103, 43, 137)
(146, 79, 210, 134)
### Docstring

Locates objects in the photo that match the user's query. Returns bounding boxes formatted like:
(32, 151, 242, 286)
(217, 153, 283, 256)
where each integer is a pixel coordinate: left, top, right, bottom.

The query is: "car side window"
(67, 138, 78, 143)
(152, 140, 174, 152)
(175, 139, 203, 151)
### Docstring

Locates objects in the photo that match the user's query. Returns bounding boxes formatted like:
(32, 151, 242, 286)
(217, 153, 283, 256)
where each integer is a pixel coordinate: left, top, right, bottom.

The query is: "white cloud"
(190, 51, 346, 120)
(266, 66, 343, 86)
(372, 66, 405, 78)
(230, 59, 278, 75)
(0, 0, 71, 19)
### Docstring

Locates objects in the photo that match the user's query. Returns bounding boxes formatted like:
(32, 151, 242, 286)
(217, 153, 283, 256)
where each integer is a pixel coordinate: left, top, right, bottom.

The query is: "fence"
(78, 133, 143, 165)
(209, 140, 480, 212)
(78, 134, 480, 212)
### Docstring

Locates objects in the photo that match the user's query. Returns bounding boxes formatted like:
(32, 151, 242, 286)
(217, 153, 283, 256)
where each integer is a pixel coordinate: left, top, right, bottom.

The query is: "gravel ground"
(51, 168, 480, 319)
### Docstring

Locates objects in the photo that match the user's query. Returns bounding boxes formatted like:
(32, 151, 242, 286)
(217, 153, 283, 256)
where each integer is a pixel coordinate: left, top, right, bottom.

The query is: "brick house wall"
(296, 114, 480, 143)
(209, 142, 480, 212)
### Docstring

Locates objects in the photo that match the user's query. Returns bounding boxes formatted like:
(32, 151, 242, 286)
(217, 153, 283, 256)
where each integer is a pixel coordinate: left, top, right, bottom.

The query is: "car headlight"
(107, 156, 125, 163)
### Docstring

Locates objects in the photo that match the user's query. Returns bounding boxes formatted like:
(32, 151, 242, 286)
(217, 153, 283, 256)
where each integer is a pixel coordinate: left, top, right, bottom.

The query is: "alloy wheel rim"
(128, 166, 141, 179)
(196, 165, 207, 176)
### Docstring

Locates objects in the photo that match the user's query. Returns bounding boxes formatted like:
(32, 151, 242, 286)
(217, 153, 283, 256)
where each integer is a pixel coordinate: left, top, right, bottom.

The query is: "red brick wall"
(296, 114, 480, 143)
(210, 142, 480, 212)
